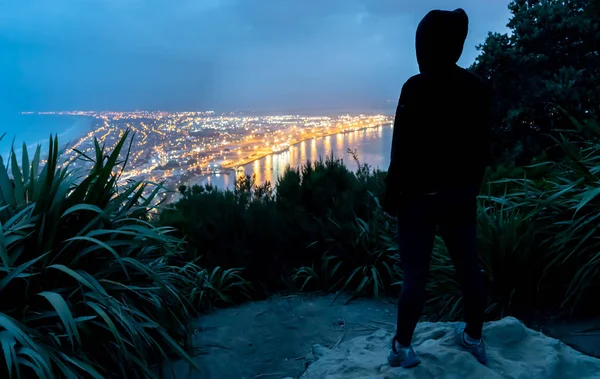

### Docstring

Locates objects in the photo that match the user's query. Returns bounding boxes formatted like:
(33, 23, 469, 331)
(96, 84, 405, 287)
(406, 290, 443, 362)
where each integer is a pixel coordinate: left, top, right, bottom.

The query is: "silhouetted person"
(383, 8, 491, 368)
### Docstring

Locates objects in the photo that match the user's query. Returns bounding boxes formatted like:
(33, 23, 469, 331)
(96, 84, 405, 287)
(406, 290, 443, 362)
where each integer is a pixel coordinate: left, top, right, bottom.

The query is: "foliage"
(7, 1, 600, 374)
(502, 118, 600, 314)
(163, 113, 600, 323)
(178, 265, 252, 312)
(476, 200, 541, 316)
(159, 1, 600, 318)
(471, 0, 600, 163)
(160, 177, 286, 296)
(293, 198, 399, 303)
(0, 132, 200, 378)
(425, 116, 600, 320)
(161, 155, 390, 298)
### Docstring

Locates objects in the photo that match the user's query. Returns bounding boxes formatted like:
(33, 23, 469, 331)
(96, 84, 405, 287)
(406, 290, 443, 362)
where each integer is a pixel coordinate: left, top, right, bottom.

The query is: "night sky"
(0, 0, 512, 114)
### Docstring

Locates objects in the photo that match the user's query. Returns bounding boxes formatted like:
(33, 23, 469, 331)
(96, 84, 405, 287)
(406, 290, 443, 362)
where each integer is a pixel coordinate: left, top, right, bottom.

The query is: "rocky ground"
(163, 294, 600, 379)
(302, 317, 600, 379)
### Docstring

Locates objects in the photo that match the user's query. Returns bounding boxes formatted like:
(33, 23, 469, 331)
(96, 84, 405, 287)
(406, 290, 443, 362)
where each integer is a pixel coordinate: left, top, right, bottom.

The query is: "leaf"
(346, 277, 371, 305)
(371, 267, 379, 297)
(0, 156, 15, 207)
(329, 261, 343, 280)
(4, 203, 35, 229)
(0, 313, 38, 349)
(64, 236, 129, 278)
(85, 302, 125, 352)
(10, 151, 25, 205)
(30, 145, 41, 199)
(575, 187, 600, 214)
(0, 252, 49, 293)
(156, 327, 201, 374)
(0, 223, 10, 267)
(0, 331, 17, 379)
(60, 204, 107, 219)
(16, 346, 53, 379)
(38, 292, 81, 347)
(21, 144, 30, 188)
(58, 353, 105, 379)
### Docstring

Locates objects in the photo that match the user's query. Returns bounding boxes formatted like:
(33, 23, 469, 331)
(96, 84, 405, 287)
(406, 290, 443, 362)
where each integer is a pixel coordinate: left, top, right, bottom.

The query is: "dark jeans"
(394, 187, 485, 346)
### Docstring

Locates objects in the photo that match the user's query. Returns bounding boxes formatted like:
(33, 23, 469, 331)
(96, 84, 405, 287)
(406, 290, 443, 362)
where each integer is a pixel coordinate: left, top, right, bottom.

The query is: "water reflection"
(193, 124, 393, 189)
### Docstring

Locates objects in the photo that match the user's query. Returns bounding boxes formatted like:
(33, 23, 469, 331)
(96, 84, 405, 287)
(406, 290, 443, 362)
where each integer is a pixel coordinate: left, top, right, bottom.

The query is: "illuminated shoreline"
(223, 122, 392, 171)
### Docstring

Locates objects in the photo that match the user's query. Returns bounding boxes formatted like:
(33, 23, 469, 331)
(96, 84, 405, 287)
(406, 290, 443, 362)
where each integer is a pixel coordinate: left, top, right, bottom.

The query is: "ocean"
(190, 124, 394, 189)
(0, 114, 93, 159)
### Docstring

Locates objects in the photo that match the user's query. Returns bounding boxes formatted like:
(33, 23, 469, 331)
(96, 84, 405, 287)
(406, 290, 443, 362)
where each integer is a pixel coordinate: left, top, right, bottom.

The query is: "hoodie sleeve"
(389, 81, 414, 168)
(390, 92, 406, 161)
(383, 81, 414, 214)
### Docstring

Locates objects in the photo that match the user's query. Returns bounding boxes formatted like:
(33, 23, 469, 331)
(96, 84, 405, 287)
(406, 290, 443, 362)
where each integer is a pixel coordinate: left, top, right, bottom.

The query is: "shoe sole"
(388, 356, 421, 368)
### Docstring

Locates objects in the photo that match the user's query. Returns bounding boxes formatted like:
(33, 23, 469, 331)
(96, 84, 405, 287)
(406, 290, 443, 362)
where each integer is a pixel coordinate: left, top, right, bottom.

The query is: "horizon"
(1, 0, 511, 118)
(20, 107, 395, 115)
(2, 0, 512, 151)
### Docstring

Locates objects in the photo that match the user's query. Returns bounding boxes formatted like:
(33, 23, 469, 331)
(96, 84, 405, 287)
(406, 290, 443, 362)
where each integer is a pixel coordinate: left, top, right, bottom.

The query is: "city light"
(43, 110, 391, 206)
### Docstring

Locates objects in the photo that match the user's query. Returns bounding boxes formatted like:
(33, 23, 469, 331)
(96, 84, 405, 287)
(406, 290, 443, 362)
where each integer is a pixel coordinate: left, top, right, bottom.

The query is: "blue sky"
(0, 0, 512, 114)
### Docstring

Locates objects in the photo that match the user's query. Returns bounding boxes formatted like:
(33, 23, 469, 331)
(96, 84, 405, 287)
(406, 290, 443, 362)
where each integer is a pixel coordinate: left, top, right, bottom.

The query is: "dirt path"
(165, 294, 397, 378)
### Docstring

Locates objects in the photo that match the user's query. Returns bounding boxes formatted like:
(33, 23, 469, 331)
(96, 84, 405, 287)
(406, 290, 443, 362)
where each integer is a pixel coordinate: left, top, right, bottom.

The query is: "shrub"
(504, 120, 600, 314)
(161, 155, 389, 297)
(423, 117, 600, 319)
(0, 132, 197, 378)
(162, 115, 600, 323)
(294, 210, 400, 302)
(288, 158, 398, 302)
(160, 180, 284, 296)
(178, 265, 252, 312)
(476, 201, 541, 316)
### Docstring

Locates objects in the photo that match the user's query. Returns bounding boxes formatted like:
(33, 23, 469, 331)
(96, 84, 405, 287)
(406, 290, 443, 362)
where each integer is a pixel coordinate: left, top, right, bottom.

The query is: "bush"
(160, 179, 284, 297)
(502, 120, 600, 314)
(424, 116, 600, 320)
(0, 132, 198, 378)
(293, 203, 399, 302)
(161, 155, 389, 297)
(162, 116, 600, 324)
(476, 201, 541, 317)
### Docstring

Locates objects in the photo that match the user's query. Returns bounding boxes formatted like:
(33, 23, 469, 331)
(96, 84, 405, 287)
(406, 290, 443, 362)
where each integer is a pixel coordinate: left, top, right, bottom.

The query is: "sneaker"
(455, 323, 488, 365)
(387, 337, 421, 368)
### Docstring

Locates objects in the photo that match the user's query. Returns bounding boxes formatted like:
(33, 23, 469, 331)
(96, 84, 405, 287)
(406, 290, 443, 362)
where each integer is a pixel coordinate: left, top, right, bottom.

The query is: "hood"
(415, 8, 469, 73)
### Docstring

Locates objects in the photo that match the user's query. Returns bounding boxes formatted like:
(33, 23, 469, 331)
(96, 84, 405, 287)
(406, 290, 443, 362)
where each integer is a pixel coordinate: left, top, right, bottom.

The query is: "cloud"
(0, 0, 512, 113)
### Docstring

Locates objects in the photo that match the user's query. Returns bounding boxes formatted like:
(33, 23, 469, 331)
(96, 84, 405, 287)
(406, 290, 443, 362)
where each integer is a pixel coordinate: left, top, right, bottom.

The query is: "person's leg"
(439, 189, 488, 365)
(394, 198, 437, 346)
(439, 190, 485, 340)
(442, 219, 485, 339)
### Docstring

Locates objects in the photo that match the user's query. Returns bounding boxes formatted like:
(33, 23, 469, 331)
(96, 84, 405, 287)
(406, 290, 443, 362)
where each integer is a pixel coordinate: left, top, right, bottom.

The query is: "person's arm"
(384, 82, 413, 214)
(389, 85, 411, 163)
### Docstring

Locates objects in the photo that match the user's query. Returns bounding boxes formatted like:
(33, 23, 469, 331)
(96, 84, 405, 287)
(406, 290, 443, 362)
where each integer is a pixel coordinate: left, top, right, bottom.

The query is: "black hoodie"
(384, 8, 492, 214)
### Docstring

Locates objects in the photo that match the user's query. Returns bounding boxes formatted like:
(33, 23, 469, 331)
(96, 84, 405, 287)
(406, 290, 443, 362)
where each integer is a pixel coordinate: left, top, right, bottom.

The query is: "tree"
(471, 0, 600, 164)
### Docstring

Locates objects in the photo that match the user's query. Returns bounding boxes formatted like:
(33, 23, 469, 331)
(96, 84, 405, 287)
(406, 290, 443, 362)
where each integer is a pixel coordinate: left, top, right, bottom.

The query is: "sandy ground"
(163, 294, 600, 379)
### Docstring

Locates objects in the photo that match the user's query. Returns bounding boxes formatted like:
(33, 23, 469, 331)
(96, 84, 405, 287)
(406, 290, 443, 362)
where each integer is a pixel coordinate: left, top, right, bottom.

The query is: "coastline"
(222, 122, 392, 170)
(58, 116, 96, 144)
(1, 114, 96, 160)
(187, 122, 392, 188)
